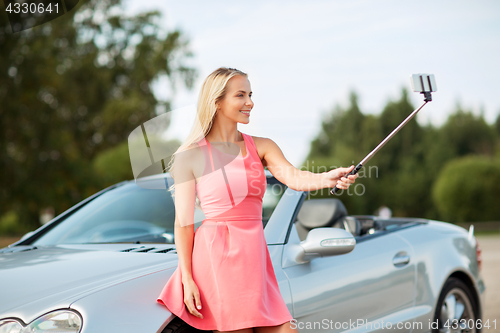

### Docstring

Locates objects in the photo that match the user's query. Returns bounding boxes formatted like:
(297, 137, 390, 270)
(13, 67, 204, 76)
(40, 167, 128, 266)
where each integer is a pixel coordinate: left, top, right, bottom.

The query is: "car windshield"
(31, 177, 286, 245)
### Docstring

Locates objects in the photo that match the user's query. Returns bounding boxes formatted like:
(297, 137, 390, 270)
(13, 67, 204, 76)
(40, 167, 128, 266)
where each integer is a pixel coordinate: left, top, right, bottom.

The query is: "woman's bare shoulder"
(250, 136, 282, 163)
(250, 135, 274, 145)
(251, 136, 279, 150)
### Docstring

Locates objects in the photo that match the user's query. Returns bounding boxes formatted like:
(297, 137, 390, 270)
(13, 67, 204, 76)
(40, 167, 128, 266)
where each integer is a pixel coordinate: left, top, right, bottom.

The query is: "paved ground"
(477, 235, 500, 332)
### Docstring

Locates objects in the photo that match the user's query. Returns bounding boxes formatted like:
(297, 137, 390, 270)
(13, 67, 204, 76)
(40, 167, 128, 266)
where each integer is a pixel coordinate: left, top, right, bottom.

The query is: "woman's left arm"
(255, 137, 358, 192)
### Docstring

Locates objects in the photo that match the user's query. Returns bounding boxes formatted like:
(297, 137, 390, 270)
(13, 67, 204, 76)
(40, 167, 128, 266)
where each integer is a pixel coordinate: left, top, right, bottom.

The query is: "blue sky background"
(123, 0, 500, 165)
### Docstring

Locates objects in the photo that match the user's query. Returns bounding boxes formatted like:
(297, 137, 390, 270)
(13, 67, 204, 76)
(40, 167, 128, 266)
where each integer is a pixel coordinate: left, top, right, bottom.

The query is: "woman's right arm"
(172, 151, 204, 319)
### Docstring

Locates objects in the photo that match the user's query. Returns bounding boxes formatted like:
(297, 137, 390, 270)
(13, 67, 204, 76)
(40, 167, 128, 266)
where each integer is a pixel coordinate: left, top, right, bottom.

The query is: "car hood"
(0, 244, 178, 321)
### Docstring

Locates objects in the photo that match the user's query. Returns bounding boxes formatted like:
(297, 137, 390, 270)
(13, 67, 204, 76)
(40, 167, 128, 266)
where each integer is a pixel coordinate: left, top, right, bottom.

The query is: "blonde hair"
(166, 67, 248, 197)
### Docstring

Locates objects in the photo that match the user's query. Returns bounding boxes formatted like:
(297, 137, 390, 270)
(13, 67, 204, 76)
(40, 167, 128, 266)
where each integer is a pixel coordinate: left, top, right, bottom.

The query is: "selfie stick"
(330, 74, 437, 195)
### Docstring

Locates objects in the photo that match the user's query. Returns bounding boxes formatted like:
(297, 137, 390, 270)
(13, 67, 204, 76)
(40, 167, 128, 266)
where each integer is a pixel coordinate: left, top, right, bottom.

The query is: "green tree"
(494, 113, 500, 157)
(306, 92, 366, 162)
(371, 89, 423, 173)
(366, 89, 429, 217)
(441, 107, 496, 157)
(0, 0, 196, 233)
(495, 113, 500, 137)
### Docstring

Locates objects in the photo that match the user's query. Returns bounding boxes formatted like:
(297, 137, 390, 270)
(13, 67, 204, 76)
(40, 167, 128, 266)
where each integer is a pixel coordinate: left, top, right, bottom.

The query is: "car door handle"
(393, 252, 410, 267)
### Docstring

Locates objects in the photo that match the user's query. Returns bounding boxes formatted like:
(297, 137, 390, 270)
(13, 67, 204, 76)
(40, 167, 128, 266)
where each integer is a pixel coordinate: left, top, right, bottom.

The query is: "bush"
(0, 210, 31, 236)
(432, 156, 500, 222)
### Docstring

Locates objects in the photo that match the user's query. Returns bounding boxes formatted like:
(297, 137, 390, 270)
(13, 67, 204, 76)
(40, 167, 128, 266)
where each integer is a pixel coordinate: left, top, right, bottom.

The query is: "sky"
(123, 0, 500, 165)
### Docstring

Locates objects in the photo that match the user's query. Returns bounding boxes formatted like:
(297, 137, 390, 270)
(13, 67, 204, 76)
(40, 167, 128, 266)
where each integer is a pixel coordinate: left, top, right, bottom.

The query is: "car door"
(282, 223, 416, 333)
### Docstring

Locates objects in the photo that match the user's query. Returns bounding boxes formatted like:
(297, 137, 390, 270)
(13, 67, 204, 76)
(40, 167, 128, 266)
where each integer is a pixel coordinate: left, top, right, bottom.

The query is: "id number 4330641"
(442, 319, 496, 330)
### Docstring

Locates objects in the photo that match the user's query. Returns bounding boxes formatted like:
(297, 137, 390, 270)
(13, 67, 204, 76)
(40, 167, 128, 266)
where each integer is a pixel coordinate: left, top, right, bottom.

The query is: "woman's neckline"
(204, 131, 249, 159)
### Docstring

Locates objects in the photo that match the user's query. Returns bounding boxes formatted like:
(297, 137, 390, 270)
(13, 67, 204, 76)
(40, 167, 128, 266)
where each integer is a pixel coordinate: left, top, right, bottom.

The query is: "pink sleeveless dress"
(156, 132, 293, 331)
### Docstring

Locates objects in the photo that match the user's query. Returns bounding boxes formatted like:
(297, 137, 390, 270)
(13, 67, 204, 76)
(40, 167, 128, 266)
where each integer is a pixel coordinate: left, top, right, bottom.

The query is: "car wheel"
(161, 317, 211, 333)
(432, 277, 479, 333)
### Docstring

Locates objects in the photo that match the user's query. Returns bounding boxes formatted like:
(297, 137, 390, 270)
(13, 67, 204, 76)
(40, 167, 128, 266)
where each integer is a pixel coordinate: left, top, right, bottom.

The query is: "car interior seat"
(295, 198, 361, 241)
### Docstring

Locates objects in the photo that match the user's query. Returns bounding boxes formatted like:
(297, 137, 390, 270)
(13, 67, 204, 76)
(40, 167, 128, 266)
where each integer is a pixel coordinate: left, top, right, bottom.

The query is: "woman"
(157, 67, 358, 333)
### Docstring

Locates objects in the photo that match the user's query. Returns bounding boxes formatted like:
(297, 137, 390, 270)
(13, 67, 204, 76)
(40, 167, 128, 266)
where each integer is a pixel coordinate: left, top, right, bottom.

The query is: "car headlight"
(0, 320, 23, 333)
(0, 309, 82, 333)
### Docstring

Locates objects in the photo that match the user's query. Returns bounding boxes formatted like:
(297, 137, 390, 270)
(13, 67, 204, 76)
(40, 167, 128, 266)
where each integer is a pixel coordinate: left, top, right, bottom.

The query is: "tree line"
(303, 91, 500, 223)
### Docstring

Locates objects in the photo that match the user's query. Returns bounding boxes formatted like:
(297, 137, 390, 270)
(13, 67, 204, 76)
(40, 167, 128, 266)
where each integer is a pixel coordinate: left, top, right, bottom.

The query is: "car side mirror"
(293, 227, 356, 263)
(20, 231, 35, 241)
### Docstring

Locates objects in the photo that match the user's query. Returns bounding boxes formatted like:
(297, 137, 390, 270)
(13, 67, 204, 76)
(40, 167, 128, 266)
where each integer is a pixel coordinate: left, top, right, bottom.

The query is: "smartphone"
(410, 74, 437, 93)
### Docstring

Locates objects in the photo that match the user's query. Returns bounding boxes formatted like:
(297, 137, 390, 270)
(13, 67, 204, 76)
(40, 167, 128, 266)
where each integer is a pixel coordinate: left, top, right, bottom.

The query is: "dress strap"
(202, 137, 215, 172)
(240, 132, 257, 158)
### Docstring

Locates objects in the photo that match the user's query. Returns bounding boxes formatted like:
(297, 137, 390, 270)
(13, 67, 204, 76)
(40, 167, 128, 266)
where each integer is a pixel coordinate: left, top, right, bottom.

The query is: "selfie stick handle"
(330, 100, 429, 195)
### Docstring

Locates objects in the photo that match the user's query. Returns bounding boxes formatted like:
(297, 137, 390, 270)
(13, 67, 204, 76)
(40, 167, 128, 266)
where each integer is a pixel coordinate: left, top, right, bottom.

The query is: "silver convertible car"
(0, 172, 485, 333)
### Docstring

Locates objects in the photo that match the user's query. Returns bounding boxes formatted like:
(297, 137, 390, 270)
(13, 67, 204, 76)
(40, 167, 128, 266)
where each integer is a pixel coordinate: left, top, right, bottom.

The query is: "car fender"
(395, 222, 484, 332)
(70, 268, 177, 333)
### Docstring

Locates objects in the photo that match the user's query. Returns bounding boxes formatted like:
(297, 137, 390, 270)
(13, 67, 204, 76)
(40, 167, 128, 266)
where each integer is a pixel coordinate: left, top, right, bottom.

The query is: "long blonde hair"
(166, 67, 247, 195)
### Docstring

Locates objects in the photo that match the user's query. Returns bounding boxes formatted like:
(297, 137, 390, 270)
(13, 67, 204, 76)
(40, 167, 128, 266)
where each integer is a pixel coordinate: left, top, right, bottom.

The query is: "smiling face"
(216, 75, 254, 124)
